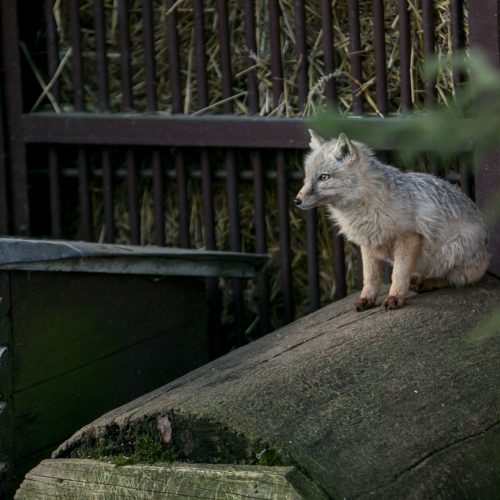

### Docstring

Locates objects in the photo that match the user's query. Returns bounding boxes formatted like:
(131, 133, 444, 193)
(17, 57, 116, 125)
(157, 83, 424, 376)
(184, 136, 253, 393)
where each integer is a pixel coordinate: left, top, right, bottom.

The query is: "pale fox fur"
(294, 131, 490, 310)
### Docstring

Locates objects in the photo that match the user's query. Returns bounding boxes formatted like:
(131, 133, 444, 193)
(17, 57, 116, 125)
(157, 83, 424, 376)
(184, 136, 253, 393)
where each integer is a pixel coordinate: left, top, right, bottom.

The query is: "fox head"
(294, 131, 361, 210)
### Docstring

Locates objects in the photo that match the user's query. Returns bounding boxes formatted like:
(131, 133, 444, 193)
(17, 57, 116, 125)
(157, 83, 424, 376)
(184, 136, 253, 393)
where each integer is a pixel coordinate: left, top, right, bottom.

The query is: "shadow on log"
(17, 277, 500, 499)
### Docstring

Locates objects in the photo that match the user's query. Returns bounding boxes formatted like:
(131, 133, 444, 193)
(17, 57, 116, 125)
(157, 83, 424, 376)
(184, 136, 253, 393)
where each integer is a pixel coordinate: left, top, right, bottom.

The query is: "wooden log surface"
(25, 277, 500, 498)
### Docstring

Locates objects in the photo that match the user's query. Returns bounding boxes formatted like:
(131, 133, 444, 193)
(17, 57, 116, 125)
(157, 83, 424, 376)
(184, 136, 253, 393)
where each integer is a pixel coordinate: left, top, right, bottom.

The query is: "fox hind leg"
(410, 275, 449, 293)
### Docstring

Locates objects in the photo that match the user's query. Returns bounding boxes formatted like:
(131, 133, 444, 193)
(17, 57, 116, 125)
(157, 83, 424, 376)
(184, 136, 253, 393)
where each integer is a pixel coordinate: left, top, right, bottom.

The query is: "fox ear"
(333, 133, 355, 160)
(308, 129, 326, 150)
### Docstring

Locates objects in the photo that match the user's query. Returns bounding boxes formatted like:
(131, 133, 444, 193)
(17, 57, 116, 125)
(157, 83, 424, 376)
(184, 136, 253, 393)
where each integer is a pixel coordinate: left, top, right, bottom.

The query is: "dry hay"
(34, 1, 467, 333)
(45, 0, 465, 115)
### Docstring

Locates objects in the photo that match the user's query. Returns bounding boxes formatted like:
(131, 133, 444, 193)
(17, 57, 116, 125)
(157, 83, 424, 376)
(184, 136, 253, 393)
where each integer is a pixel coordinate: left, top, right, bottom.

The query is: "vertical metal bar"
(250, 151, 270, 335)
(269, 0, 284, 108)
(191, 0, 221, 354)
(118, 0, 139, 243)
(276, 150, 294, 323)
(174, 0, 211, 250)
(48, 148, 62, 238)
(102, 149, 114, 243)
(422, 1, 439, 176)
(347, 0, 364, 286)
(192, 0, 210, 109)
(45, 0, 60, 102)
(451, 0, 470, 198)
(243, 0, 259, 113)
(372, 0, 388, 116)
(244, 0, 270, 335)
(422, 0, 436, 107)
(118, 0, 134, 110)
(69, 0, 85, 111)
(216, 0, 245, 344)
(165, 0, 183, 113)
(69, 0, 92, 240)
(125, 149, 140, 245)
(399, 0, 412, 112)
(295, 0, 319, 312)
(165, 0, 186, 247)
(347, 0, 363, 114)
(304, 215, 320, 310)
(216, 0, 240, 250)
(224, 151, 240, 252)
(269, 0, 293, 323)
(46, 1, 62, 239)
(141, 0, 157, 112)
(95, 0, 114, 242)
(202, 151, 221, 358)
(459, 155, 472, 199)
(321, 0, 345, 300)
(320, 0, 337, 104)
(193, 0, 212, 247)
(175, 151, 190, 248)
(95, 0, 110, 111)
(333, 233, 347, 299)
(200, 152, 215, 250)
(77, 148, 92, 240)
(2, 0, 30, 234)
(0, 83, 9, 235)
(450, 0, 465, 92)
(152, 151, 165, 245)
(141, 0, 163, 244)
(216, 0, 233, 114)
(294, 0, 308, 110)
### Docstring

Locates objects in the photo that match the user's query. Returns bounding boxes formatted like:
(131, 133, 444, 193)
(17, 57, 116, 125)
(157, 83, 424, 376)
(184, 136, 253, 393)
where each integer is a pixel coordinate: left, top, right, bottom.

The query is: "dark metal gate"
(0, 0, 497, 343)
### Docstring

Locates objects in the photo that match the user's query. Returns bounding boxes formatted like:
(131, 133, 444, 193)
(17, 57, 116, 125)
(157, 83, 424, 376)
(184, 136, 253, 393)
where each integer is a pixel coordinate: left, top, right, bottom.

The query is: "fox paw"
(382, 295, 406, 310)
(410, 276, 448, 293)
(353, 297, 376, 312)
(410, 276, 425, 292)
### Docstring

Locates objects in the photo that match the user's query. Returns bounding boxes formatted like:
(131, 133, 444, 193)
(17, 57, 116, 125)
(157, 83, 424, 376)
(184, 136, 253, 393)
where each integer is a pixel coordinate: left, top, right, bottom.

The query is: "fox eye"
(318, 173, 330, 181)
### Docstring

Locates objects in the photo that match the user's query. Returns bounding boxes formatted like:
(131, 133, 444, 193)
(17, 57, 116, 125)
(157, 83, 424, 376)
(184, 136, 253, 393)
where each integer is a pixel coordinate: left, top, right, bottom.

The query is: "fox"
(294, 130, 490, 311)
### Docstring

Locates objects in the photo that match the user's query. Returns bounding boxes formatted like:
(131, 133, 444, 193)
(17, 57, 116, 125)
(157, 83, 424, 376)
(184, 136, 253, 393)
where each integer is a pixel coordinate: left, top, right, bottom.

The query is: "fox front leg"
(383, 232, 423, 309)
(353, 245, 384, 311)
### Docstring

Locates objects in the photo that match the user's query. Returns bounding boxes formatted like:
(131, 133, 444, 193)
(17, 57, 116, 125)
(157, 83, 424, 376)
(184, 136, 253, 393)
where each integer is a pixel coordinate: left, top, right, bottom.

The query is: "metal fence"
(0, 0, 479, 346)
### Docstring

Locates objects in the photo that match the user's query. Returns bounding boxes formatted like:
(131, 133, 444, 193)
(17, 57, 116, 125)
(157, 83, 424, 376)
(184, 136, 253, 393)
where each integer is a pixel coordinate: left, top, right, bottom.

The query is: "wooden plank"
(0, 257, 262, 279)
(0, 238, 268, 279)
(0, 272, 12, 499)
(10, 271, 207, 392)
(12, 324, 207, 462)
(21, 112, 310, 148)
(9, 270, 209, 487)
(20, 113, 474, 151)
(15, 459, 324, 499)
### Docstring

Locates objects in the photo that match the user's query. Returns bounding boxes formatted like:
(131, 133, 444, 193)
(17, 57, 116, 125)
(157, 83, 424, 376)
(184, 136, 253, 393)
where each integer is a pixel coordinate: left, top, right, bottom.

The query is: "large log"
(20, 277, 500, 498)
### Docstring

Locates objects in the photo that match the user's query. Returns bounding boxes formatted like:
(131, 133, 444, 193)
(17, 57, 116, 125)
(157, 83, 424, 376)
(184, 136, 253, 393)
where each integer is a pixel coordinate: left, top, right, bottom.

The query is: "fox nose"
(293, 198, 302, 206)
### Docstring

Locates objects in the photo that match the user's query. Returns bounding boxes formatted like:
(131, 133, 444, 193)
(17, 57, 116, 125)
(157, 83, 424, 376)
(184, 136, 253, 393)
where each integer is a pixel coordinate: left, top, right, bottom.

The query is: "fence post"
(468, 0, 500, 277)
(1, 0, 30, 235)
